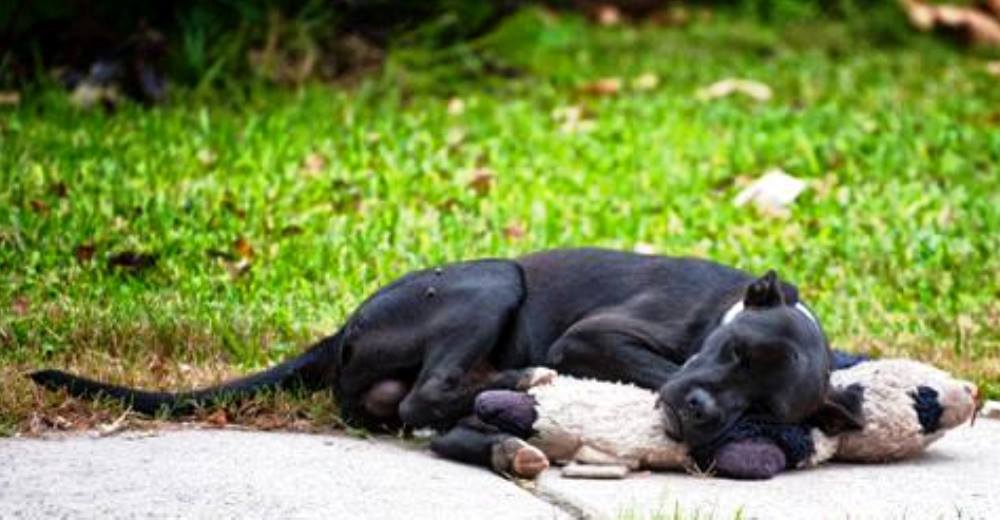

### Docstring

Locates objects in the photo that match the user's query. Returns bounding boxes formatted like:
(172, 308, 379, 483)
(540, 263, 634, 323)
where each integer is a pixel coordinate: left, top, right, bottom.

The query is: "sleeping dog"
(30, 248, 863, 470)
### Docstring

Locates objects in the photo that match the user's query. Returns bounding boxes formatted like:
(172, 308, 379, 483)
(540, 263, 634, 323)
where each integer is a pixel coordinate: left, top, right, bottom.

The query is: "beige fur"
(527, 376, 688, 470)
(522, 359, 977, 477)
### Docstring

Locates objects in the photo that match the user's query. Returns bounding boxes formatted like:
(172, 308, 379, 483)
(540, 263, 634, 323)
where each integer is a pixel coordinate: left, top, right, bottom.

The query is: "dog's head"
(657, 271, 863, 447)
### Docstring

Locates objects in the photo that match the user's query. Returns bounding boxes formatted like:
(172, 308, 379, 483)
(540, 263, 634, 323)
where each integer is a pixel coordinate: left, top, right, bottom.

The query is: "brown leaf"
(580, 77, 622, 96)
(108, 251, 158, 273)
(11, 296, 30, 316)
(503, 222, 526, 241)
(29, 199, 48, 214)
(147, 356, 168, 379)
(233, 237, 255, 259)
(437, 198, 460, 213)
(74, 243, 96, 263)
(206, 409, 228, 427)
(253, 415, 288, 430)
(467, 168, 495, 196)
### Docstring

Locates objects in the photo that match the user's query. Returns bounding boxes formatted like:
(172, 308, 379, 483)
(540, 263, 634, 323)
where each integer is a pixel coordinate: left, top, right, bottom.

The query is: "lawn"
(2, 8, 999, 435)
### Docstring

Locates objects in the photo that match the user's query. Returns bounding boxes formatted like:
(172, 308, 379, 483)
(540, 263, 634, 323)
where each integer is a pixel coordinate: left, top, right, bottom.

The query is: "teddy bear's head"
(827, 359, 978, 462)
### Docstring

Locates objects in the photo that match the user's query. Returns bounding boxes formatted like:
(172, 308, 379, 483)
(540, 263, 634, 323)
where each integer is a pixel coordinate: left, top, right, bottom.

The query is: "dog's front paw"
(517, 367, 558, 390)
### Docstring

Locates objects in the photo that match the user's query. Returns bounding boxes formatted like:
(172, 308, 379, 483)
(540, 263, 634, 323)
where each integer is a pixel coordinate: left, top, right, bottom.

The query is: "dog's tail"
(28, 332, 343, 416)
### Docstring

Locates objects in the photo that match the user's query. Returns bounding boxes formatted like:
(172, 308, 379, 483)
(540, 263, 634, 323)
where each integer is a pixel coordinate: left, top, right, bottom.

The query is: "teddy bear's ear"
(810, 384, 865, 435)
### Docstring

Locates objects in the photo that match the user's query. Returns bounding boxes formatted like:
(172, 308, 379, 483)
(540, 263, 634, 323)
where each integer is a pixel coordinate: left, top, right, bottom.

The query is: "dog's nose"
(684, 388, 719, 423)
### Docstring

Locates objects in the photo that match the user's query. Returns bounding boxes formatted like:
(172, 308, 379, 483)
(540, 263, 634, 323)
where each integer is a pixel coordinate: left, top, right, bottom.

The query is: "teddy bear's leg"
(474, 390, 538, 438)
(430, 417, 549, 478)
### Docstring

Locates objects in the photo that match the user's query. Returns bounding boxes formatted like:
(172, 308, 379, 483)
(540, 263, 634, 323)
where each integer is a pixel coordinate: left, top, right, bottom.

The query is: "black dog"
(31, 248, 863, 471)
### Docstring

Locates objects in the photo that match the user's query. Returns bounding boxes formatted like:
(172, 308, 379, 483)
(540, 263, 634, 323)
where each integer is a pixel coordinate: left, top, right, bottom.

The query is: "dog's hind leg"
(334, 260, 528, 429)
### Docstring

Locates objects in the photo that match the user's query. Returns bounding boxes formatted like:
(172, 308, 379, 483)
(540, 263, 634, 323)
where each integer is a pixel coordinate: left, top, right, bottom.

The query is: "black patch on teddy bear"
(911, 386, 943, 434)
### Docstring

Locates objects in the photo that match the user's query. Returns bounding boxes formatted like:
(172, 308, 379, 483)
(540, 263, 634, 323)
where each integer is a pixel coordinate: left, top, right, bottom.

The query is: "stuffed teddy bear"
(474, 357, 979, 480)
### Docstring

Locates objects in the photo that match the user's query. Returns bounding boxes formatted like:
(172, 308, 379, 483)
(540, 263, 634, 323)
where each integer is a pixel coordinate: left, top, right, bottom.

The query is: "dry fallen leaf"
(987, 61, 1000, 77)
(580, 77, 622, 96)
(233, 237, 255, 259)
(11, 296, 30, 316)
(733, 168, 808, 217)
(206, 409, 229, 427)
(29, 199, 49, 214)
(503, 222, 526, 241)
(467, 168, 495, 196)
(74, 243, 96, 263)
(697, 78, 773, 102)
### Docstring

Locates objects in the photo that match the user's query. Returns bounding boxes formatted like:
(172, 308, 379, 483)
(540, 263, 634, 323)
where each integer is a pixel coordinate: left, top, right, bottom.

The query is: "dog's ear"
(810, 383, 865, 435)
(744, 270, 786, 308)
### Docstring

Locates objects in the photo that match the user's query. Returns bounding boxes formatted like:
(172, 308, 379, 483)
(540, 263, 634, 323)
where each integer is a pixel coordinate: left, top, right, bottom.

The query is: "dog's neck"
(721, 300, 820, 330)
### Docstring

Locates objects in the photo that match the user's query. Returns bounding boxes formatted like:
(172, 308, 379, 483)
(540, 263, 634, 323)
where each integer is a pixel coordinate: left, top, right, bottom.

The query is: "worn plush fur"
(518, 358, 978, 477)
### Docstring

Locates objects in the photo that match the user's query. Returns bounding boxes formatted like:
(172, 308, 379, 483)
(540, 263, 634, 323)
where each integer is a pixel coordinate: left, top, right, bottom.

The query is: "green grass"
(2, 9, 999, 433)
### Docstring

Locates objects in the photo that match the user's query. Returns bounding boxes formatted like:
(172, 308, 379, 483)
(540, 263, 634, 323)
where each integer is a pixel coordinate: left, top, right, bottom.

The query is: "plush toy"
(474, 358, 978, 480)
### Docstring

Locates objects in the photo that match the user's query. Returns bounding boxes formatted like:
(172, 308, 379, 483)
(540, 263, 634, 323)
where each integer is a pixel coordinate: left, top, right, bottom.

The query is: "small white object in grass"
(697, 78, 772, 102)
(733, 168, 808, 214)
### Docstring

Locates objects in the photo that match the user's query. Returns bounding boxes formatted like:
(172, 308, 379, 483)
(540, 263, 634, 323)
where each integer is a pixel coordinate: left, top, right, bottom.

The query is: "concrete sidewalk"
(0, 429, 564, 520)
(1, 419, 998, 520)
(538, 418, 1000, 520)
